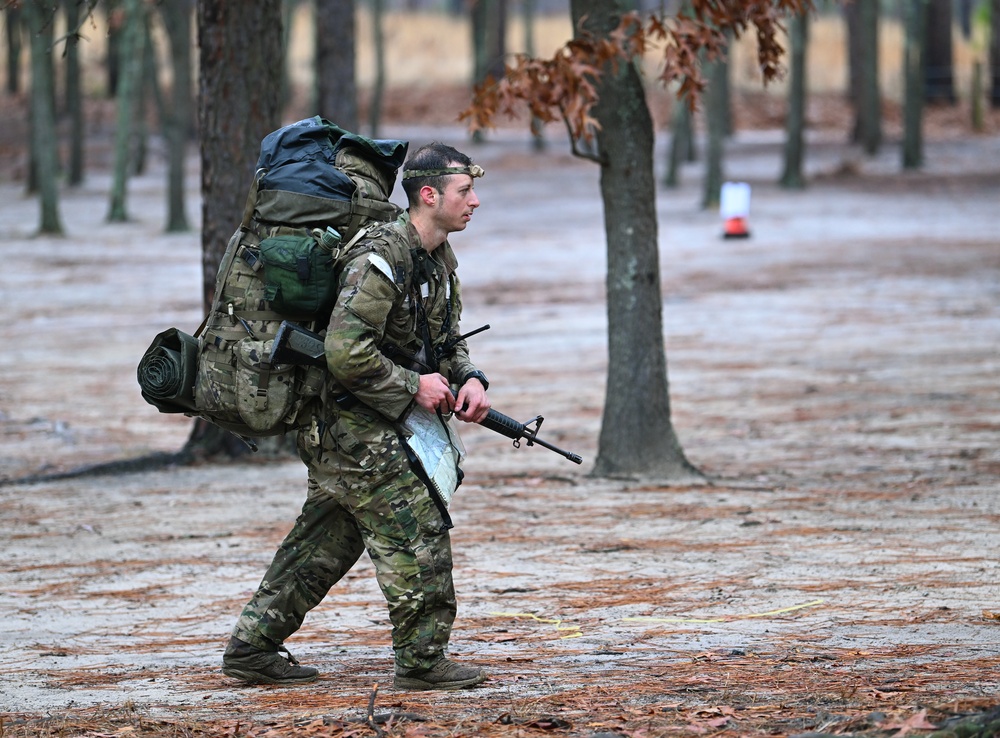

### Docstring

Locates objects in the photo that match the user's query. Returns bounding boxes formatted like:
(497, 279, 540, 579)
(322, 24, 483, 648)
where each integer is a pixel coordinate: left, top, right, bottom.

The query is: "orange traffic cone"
(721, 182, 751, 239)
(723, 216, 750, 238)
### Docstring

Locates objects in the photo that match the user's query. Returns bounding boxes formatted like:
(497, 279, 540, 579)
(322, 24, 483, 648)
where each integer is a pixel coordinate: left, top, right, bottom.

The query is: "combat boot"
(221, 637, 319, 685)
(394, 657, 486, 691)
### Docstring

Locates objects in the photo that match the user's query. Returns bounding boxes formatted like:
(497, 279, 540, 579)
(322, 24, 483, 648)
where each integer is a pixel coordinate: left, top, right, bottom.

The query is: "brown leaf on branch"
(459, 0, 811, 143)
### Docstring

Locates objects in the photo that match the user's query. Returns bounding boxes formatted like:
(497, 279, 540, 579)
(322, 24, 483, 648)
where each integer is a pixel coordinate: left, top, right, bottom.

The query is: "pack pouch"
(258, 233, 338, 316)
(234, 337, 297, 433)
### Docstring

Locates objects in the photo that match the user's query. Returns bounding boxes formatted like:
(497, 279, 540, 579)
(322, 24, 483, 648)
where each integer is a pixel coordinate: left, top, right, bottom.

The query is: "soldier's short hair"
(401, 143, 475, 206)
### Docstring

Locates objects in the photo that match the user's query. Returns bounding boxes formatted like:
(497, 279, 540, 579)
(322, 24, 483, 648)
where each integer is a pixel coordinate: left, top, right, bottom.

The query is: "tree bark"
(524, 0, 545, 149)
(471, 0, 506, 142)
(903, 0, 928, 169)
(23, 1, 63, 235)
(570, 0, 701, 481)
(105, 0, 121, 97)
(5, 5, 22, 94)
(857, 0, 881, 155)
(315, 0, 357, 131)
(107, 0, 145, 223)
(923, 0, 955, 104)
(157, 0, 193, 232)
(197, 0, 283, 310)
(192, 0, 286, 458)
(472, 0, 506, 85)
(664, 92, 694, 188)
(368, 0, 386, 137)
(702, 50, 727, 209)
(64, 0, 85, 185)
(991, 0, 1000, 107)
(844, 0, 861, 131)
(780, 11, 808, 189)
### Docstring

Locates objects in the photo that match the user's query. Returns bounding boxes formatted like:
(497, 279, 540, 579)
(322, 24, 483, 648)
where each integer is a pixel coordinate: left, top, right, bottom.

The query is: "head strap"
(403, 164, 485, 180)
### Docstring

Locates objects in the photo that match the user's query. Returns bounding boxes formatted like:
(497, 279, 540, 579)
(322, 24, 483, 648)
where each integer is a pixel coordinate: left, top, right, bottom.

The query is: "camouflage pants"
(230, 407, 457, 670)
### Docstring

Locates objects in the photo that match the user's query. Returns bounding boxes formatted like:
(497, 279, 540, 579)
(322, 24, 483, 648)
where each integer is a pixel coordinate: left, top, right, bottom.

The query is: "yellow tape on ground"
(489, 611, 584, 638)
(622, 599, 825, 624)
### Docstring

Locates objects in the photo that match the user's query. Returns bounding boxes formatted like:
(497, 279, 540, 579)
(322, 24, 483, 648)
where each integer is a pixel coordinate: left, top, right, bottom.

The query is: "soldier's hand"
(455, 378, 490, 424)
(415, 373, 455, 414)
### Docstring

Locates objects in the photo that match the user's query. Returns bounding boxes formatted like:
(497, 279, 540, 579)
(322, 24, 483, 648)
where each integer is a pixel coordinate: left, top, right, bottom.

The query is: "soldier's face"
(436, 173, 480, 233)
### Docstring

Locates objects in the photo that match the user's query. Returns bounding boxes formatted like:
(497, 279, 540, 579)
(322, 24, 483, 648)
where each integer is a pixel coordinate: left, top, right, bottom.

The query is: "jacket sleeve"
(324, 252, 420, 421)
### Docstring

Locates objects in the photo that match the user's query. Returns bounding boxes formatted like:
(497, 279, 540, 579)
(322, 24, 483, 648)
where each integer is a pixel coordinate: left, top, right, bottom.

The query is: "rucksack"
(137, 117, 408, 442)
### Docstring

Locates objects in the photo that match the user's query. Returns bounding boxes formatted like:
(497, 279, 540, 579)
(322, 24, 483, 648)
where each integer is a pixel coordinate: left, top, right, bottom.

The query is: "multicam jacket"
(322, 210, 481, 424)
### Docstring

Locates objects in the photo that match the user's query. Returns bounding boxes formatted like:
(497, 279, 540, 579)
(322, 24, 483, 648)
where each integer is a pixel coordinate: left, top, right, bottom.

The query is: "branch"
(560, 106, 604, 164)
(460, 1, 813, 142)
(366, 683, 386, 738)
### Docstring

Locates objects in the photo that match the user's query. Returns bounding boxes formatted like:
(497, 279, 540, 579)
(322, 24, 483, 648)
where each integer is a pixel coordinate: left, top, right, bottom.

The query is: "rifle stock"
(272, 320, 584, 465)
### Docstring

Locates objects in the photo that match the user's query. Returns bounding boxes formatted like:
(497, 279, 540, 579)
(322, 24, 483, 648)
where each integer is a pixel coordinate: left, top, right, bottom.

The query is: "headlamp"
(402, 164, 485, 180)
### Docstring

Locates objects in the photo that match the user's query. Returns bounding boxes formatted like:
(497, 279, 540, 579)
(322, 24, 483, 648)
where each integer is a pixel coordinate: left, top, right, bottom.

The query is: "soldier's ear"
(419, 185, 437, 207)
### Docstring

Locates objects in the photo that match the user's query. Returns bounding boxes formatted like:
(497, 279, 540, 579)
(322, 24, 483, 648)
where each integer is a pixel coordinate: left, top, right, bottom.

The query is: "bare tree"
(780, 10, 809, 189)
(463, 0, 807, 478)
(368, 0, 386, 136)
(471, 0, 507, 141)
(5, 4, 22, 94)
(903, 0, 929, 168)
(155, 1, 194, 232)
(107, 0, 145, 222)
(857, 0, 881, 154)
(664, 92, 694, 187)
(991, 0, 1000, 107)
(23, 1, 63, 235)
(315, 0, 357, 130)
(924, 0, 955, 104)
(63, 0, 85, 185)
(701, 49, 727, 209)
(472, 0, 507, 85)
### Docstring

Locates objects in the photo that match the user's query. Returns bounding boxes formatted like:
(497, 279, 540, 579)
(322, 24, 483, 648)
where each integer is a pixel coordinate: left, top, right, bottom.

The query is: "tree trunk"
(702, 50, 727, 209)
(315, 0, 357, 130)
(903, 0, 928, 169)
(6, 5, 22, 94)
(134, 14, 154, 176)
(64, 0, 85, 185)
(105, 0, 121, 97)
(23, 2, 63, 235)
(157, 0, 193, 232)
(570, 0, 701, 481)
(924, 0, 955, 104)
(472, 0, 506, 85)
(368, 0, 386, 137)
(780, 11, 808, 189)
(664, 92, 694, 188)
(524, 0, 545, 149)
(991, 0, 1000, 107)
(197, 0, 283, 310)
(107, 0, 145, 223)
(857, 0, 881, 155)
(844, 0, 861, 140)
(192, 0, 286, 458)
(471, 0, 506, 142)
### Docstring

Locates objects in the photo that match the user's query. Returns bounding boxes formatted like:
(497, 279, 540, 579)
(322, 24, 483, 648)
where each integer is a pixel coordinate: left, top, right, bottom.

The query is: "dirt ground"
(1, 99, 999, 737)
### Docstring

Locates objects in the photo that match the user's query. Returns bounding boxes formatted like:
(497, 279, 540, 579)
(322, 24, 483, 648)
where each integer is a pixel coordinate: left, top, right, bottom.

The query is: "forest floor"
(0, 92, 999, 737)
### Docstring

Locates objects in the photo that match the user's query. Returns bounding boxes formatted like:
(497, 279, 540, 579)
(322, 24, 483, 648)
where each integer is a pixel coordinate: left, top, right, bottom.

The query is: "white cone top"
(721, 181, 751, 219)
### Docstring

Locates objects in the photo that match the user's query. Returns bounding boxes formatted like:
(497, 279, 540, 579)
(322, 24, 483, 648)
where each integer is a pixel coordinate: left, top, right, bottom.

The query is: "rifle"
(272, 320, 584, 465)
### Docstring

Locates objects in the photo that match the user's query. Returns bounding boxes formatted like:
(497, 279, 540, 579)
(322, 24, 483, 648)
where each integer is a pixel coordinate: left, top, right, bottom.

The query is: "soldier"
(221, 142, 491, 690)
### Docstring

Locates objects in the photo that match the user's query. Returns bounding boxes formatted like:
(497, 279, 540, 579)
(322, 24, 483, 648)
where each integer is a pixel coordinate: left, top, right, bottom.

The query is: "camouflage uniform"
(230, 211, 482, 672)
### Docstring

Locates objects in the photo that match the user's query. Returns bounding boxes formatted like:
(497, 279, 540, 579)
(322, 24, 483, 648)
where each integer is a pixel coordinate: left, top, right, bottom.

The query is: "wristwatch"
(462, 370, 489, 391)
